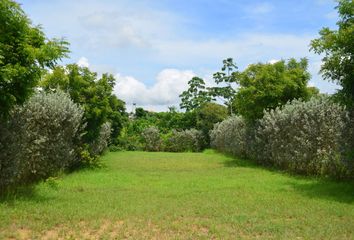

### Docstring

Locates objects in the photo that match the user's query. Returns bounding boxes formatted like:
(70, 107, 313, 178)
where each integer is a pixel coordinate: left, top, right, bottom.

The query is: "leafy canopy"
(209, 58, 238, 114)
(0, 0, 69, 118)
(40, 64, 126, 144)
(196, 102, 228, 146)
(179, 77, 213, 112)
(311, 0, 354, 106)
(233, 58, 314, 121)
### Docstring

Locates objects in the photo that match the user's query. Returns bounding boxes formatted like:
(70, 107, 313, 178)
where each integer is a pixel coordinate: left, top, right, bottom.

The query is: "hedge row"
(210, 96, 354, 178)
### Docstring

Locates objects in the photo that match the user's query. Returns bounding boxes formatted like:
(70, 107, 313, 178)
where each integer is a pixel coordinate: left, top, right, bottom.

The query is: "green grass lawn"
(1, 150, 354, 239)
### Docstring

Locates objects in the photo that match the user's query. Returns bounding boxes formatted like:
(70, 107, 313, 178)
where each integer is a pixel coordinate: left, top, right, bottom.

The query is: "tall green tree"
(40, 64, 127, 144)
(311, 0, 354, 106)
(135, 107, 149, 119)
(233, 58, 314, 121)
(209, 58, 238, 115)
(0, 0, 69, 118)
(179, 77, 213, 111)
(196, 102, 228, 146)
(108, 95, 127, 145)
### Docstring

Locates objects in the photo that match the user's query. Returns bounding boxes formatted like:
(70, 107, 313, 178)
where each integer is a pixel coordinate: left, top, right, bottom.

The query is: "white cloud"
(114, 75, 148, 103)
(114, 69, 196, 111)
(154, 33, 315, 67)
(268, 59, 280, 64)
(151, 69, 195, 104)
(77, 57, 90, 68)
(78, 11, 148, 48)
(308, 81, 315, 87)
(27, 1, 181, 51)
(74, 3, 181, 49)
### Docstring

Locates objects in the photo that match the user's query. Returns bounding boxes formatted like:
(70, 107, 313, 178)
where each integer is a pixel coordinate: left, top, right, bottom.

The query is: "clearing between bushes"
(1, 151, 354, 239)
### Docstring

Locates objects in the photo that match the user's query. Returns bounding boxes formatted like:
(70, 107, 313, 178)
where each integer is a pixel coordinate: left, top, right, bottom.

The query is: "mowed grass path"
(1, 151, 354, 239)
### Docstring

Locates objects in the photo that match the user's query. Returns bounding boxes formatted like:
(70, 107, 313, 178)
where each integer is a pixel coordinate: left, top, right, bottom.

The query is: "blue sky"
(21, 0, 339, 111)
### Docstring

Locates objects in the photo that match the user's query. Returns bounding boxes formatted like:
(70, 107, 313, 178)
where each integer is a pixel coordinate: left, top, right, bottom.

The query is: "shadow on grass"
(1, 164, 104, 205)
(0, 185, 54, 205)
(286, 179, 354, 204)
(220, 151, 354, 204)
(223, 157, 258, 168)
(221, 152, 279, 172)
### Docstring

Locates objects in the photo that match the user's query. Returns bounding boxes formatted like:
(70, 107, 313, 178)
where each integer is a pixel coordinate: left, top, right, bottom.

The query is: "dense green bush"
(211, 96, 353, 178)
(113, 106, 200, 151)
(130, 107, 197, 134)
(141, 126, 161, 152)
(196, 103, 228, 147)
(116, 134, 142, 151)
(124, 121, 205, 153)
(0, 91, 84, 192)
(164, 129, 204, 152)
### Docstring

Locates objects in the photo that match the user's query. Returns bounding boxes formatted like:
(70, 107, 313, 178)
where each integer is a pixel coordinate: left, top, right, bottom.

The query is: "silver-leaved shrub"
(210, 116, 247, 157)
(141, 126, 161, 152)
(256, 95, 350, 177)
(90, 122, 112, 156)
(0, 91, 84, 191)
(210, 96, 353, 178)
(164, 129, 204, 152)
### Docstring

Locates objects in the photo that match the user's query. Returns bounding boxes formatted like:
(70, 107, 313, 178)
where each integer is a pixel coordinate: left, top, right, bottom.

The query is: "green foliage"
(153, 109, 197, 132)
(209, 58, 238, 114)
(117, 133, 142, 151)
(179, 110, 198, 130)
(311, 0, 354, 106)
(179, 77, 213, 112)
(0, 0, 69, 118)
(196, 102, 228, 146)
(108, 144, 124, 152)
(77, 146, 99, 169)
(0, 91, 84, 192)
(117, 103, 226, 151)
(125, 115, 154, 135)
(135, 107, 149, 119)
(150, 109, 197, 133)
(131, 107, 196, 133)
(115, 122, 142, 151)
(115, 107, 199, 151)
(108, 95, 127, 145)
(40, 64, 127, 148)
(233, 58, 313, 121)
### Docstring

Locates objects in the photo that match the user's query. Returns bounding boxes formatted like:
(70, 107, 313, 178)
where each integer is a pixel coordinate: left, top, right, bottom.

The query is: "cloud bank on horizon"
(22, 0, 340, 112)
